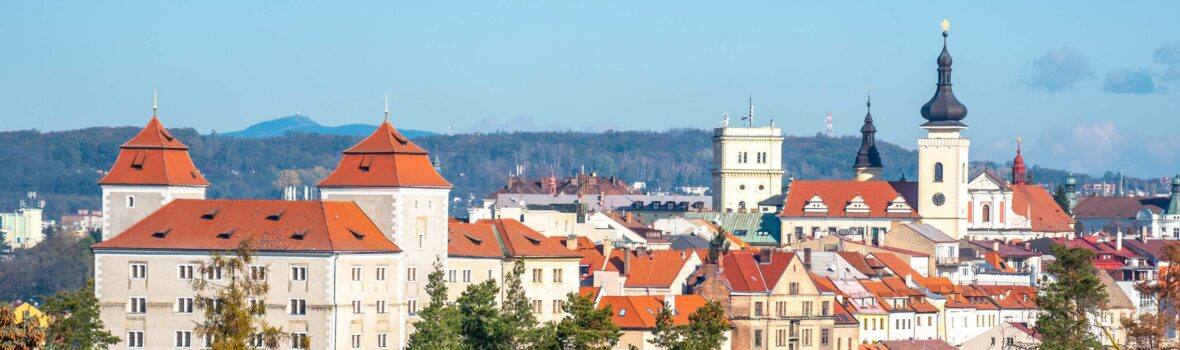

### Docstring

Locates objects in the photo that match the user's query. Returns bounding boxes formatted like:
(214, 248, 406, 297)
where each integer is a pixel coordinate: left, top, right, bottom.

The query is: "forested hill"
(0, 127, 1138, 218)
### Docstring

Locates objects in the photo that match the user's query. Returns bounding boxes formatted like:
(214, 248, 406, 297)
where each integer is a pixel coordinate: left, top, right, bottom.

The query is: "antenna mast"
(825, 112, 834, 137)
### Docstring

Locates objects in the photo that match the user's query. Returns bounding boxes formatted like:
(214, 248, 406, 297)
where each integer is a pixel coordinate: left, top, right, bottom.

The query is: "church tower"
(711, 99, 784, 212)
(318, 101, 451, 327)
(853, 89, 883, 181)
(916, 20, 971, 239)
(98, 99, 208, 240)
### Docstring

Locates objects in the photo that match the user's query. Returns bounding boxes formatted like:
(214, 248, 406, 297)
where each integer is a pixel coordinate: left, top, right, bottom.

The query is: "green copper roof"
(679, 211, 781, 246)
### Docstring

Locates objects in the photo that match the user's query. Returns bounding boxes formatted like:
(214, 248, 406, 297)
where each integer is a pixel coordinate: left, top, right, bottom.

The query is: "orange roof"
(93, 199, 398, 252)
(98, 117, 209, 186)
(1010, 183, 1075, 233)
(549, 236, 605, 273)
(869, 252, 924, 283)
(318, 121, 451, 188)
(597, 295, 715, 329)
(718, 251, 797, 293)
(580, 286, 602, 301)
(601, 249, 697, 288)
(779, 181, 919, 218)
(811, 273, 840, 294)
(448, 219, 582, 258)
(920, 276, 959, 294)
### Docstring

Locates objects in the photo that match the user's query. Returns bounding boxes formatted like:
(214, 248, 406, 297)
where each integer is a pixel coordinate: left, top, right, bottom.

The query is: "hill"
(221, 115, 436, 138)
(0, 127, 1153, 219)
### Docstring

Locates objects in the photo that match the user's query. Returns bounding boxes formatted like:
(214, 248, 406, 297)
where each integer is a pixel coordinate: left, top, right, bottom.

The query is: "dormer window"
(845, 195, 870, 214)
(525, 236, 542, 246)
(201, 209, 220, 220)
(465, 235, 483, 245)
(886, 194, 913, 214)
(267, 211, 285, 221)
(359, 155, 374, 172)
(217, 228, 235, 240)
(130, 151, 147, 169)
(803, 195, 829, 214)
(151, 228, 172, 238)
(348, 228, 366, 239)
(290, 229, 308, 240)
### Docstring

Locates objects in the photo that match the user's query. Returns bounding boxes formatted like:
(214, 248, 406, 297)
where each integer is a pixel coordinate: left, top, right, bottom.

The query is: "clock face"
(932, 193, 946, 206)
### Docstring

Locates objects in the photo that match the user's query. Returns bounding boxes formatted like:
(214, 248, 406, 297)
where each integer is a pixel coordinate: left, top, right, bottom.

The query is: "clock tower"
(917, 20, 970, 239)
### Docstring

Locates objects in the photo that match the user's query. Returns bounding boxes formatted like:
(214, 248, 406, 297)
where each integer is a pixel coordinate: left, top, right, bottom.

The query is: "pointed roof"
(1012, 139, 1027, 185)
(853, 91, 883, 169)
(318, 120, 451, 188)
(447, 219, 581, 259)
(98, 117, 209, 186)
(920, 28, 968, 128)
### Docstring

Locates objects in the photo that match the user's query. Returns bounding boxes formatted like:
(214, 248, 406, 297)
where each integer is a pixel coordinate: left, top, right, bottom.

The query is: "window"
(416, 217, 427, 249)
(776, 301, 787, 317)
(130, 263, 147, 279)
(532, 269, 543, 283)
(776, 329, 786, 346)
(408, 299, 418, 315)
(177, 265, 194, 280)
(176, 297, 194, 313)
(738, 201, 746, 210)
(789, 282, 800, 295)
(203, 334, 214, 347)
(377, 333, 389, 348)
(351, 266, 363, 281)
(553, 299, 565, 314)
(934, 162, 944, 182)
(448, 269, 457, 283)
(802, 301, 812, 316)
(408, 267, 418, 282)
(352, 300, 362, 314)
(176, 330, 192, 348)
(127, 331, 144, 348)
(982, 204, 991, 222)
(754, 302, 764, 317)
(462, 270, 472, 283)
(129, 297, 146, 314)
(754, 330, 763, 347)
(376, 300, 387, 314)
(250, 265, 267, 281)
(821, 329, 830, 345)
(351, 334, 362, 348)
(553, 269, 563, 283)
(249, 333, 264, 347)
(803, 329, 812, 346)
(532, 300, 543, 314)
(288, 299, 306, 315)
(290, 333, 309, 349)
(249, 299, 264, 315)
(376, 266, 387, 281)
(204, 266, 223, 280)
(821, 301, 831, 316)
(127, 195, 136, 208)
(291, 266, 307, 281)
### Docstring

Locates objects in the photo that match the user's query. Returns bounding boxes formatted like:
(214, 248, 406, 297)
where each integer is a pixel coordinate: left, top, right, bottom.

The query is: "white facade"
(917, 127, 970, 240)
(101, 185, 206, 241)
(711, 125, 784, 213)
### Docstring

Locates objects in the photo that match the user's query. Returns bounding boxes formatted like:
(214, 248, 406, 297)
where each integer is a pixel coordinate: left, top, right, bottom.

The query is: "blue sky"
(2, 1, 1179, 176)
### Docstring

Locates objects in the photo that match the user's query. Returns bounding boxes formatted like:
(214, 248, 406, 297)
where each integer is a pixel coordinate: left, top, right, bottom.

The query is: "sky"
(2, 1, 1179, 177)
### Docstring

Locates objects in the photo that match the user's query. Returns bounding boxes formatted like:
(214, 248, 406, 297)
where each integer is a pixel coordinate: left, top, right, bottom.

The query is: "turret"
(1011, 138, 1027, 185)
(853, 88, 883, 181)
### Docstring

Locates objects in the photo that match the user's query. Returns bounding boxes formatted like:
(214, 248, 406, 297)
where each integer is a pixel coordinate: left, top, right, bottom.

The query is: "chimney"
(804, 248, 813, 269)
(625, 211, 633, 223)
(759, 249, 773, 264)
(665, 295, 675, 311)
(1117, 230, 1124, 251)
(602, 239, 614, 262)
(905, 274, 914, 287)
(565, 234, 578, 250)
(1023, 242, 1031, 250)
(1141, 226, 1148, 242)
(636, 246, 648, 257)
(623, 247, 632, 276)
(992, 241, 1000, 252)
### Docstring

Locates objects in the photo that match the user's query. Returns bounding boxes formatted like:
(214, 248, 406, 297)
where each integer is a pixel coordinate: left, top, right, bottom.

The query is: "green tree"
(706, 231, 731, 264)
(42, 280, 120, 349)
(1036, 244, 1108, 350)
(456, 280, 506, 349)
(649, 300, 729, 350)
(0, 304, 45, 349)
(1121, 242, 1180, 350)
(190, 239, 292, 350)
(0, 231, 9, 253)
(407, 257, 462, 350)
(501, 260, 537, 348)
(1052, 184, 1071, 215)
(534, 292, 621, 350)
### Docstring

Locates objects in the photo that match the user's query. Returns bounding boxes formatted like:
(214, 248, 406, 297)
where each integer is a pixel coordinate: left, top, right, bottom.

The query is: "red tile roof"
(1073, 196, 1167, 220)
(448, 219, 582, 258)
(599, 249, 698, 288)
(718, 251, 797, 293)
(779, 181, 919, 218)
(98, 117, 210, 186)
(1010, 183, 1074, 233)
(869, 252, 924, 283)
(318, 121, 451, 188)
(93, 199, 398, 252)
(597, 295, 715, 329)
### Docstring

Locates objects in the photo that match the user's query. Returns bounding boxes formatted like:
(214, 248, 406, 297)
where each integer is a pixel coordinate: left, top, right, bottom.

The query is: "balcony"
(936, 256, 966, 266)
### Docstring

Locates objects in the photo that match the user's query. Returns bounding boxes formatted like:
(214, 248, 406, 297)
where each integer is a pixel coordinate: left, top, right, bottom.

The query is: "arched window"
(738, 201, 747, 210)
(934, 163, 944, 183)
(982, 204, 991, 223)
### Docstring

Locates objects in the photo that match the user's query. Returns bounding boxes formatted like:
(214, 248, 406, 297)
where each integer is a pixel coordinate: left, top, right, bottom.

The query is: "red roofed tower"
(1011, 138, 1027, 185)
(317, 101, 451, 317)
(98, 100, 209, 240)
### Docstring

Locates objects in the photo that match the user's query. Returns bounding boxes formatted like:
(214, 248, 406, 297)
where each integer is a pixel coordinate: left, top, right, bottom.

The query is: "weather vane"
(941, 19, 950, 34)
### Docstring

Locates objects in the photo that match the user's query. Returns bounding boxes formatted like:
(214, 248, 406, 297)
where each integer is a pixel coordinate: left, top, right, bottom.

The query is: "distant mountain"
(221, 115, 436, 138)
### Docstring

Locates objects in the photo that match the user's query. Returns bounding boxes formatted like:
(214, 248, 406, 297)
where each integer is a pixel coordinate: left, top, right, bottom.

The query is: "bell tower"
(711, 98, 784, 212)
(916, 19, 971, 239)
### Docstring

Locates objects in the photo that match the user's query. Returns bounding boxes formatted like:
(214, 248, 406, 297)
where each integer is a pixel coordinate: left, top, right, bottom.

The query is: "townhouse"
(597, 294, 732, 350)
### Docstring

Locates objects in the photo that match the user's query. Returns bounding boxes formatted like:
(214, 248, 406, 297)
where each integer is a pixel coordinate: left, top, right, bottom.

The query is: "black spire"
(854, 89, 883, 169)
(920, 22, 968, 128)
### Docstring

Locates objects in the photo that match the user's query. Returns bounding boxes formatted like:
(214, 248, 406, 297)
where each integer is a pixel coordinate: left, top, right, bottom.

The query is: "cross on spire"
(152, 89, 158, 118)
(384, 93, 390, 121)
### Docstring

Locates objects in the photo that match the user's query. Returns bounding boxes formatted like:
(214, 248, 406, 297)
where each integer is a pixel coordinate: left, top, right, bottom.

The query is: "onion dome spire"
(1012, 137, 1027, 185)
(920, 19, 968, 128)
(1167, 173, 1180, 215)
(853, 87, 883, 169)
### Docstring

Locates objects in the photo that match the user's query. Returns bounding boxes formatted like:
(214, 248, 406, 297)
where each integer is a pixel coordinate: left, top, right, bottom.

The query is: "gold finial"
(384, 93, 389, 121)
(941, 19, 950, 33)
(152, 89, 158, 118)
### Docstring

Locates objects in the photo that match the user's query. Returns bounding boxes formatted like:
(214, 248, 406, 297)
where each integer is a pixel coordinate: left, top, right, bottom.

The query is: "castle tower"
(916, 20, 971, 239)
(711, 99, 784, 212)
(318, 105, 451, 327)
(1065, 173, 1078, 212)
(853, 89, 883, 181)
(98, 112, 209, 240)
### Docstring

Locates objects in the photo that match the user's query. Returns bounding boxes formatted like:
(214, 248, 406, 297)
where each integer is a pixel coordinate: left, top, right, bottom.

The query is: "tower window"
(934, 163, 944, 183)
(738, 201, 746, 210)
(982, 204, 991, 223)
(127, 195, 136, 208)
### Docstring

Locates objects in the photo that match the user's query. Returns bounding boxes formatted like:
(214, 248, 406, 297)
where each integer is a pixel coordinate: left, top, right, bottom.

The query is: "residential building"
(778, 181, 919, 245)
(93, 199, 405, 350)
(1, 196, 44, 249)
(598, 294, 732, 350)
(594, 248, 702, 296)
(882, 223, 963, 279)
(961, 322, 1040, 350)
